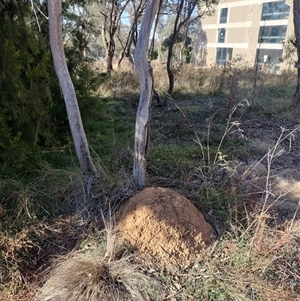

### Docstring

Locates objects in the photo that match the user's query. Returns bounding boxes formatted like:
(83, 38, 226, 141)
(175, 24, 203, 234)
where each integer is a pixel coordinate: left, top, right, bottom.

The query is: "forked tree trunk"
(166, 0, 197, 95)
(133, 0, 160, 188)
(293, 0, 300, 103)
(48, 0, 99, 176)
(101, 0, 130, 76)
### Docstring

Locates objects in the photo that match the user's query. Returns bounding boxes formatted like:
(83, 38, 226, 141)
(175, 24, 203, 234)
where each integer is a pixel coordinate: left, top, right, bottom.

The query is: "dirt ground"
(236, 116, 300, 222)
(149, 96, 300, 224)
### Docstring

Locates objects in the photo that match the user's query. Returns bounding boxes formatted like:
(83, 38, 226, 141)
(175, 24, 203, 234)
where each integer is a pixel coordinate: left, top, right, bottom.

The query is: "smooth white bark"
(48, 0, 99, 176)
(133, 0, 160, 187)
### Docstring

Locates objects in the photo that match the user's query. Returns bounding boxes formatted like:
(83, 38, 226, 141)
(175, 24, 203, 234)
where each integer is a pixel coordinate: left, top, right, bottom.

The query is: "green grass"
(148, 143, 202, 178)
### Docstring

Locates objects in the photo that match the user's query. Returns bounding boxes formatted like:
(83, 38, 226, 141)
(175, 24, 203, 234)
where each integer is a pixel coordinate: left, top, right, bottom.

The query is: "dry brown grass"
(160, 211, 300, 301)
(34, 212, 161, 301)
(35, 252, 152, 301)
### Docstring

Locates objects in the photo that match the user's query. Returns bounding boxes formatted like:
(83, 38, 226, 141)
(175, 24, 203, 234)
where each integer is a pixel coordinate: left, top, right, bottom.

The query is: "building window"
(219, 8, 228, 23)
(255, 49, 283, 71)
(216, 48, 232, 65)
(261, 1, 290, 20)
(258, 25, 287, 43)
(218, 28, 226, 43)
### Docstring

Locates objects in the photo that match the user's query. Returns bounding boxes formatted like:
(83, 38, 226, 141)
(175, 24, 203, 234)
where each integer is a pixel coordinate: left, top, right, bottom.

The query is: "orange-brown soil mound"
(117, 187, 214, 269)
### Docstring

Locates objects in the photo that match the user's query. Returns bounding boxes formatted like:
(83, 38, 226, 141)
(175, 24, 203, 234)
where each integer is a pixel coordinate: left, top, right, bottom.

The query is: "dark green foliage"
(0, 1, 53, 172)
(162, 33, 192, 63)
(150, 49, 158, 60)
(162, 33, 192, 49)
(0, 1, 108, 175)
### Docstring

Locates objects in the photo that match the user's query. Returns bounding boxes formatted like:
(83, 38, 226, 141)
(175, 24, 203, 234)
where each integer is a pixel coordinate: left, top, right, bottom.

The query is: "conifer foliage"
(0, 1, 102, 175)
(0, 1, 53, 170)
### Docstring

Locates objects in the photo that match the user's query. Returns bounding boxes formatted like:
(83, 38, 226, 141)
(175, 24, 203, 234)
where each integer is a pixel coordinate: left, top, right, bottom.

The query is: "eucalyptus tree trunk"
(166, 0, 197, 95)
(48, 0, 99, 176)
(133, 0, 160, 188)
(166, 0, 218, 95)
(293, 0, 300, 103)
(101, 0, 130, 76)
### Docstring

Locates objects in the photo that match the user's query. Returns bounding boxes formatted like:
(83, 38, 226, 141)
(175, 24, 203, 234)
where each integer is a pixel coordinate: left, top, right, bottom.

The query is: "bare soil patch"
(233, 117, 300, 221)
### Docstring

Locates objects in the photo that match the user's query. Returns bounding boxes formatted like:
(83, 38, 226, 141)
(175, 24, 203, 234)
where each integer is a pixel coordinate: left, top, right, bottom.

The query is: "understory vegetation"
(1, 60, 300, 300)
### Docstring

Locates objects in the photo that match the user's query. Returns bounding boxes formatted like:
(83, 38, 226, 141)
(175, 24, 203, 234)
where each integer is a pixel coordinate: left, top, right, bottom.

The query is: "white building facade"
(200, 0, 294, 71)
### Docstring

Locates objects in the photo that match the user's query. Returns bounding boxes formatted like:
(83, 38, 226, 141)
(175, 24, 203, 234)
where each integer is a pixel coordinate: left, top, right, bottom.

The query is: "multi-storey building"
(200, 0, 294, 71)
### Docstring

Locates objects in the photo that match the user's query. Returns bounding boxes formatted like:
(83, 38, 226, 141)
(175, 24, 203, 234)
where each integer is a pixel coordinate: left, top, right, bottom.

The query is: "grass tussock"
(35, 252, 150, 301)
(35, 219, 161, 301)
